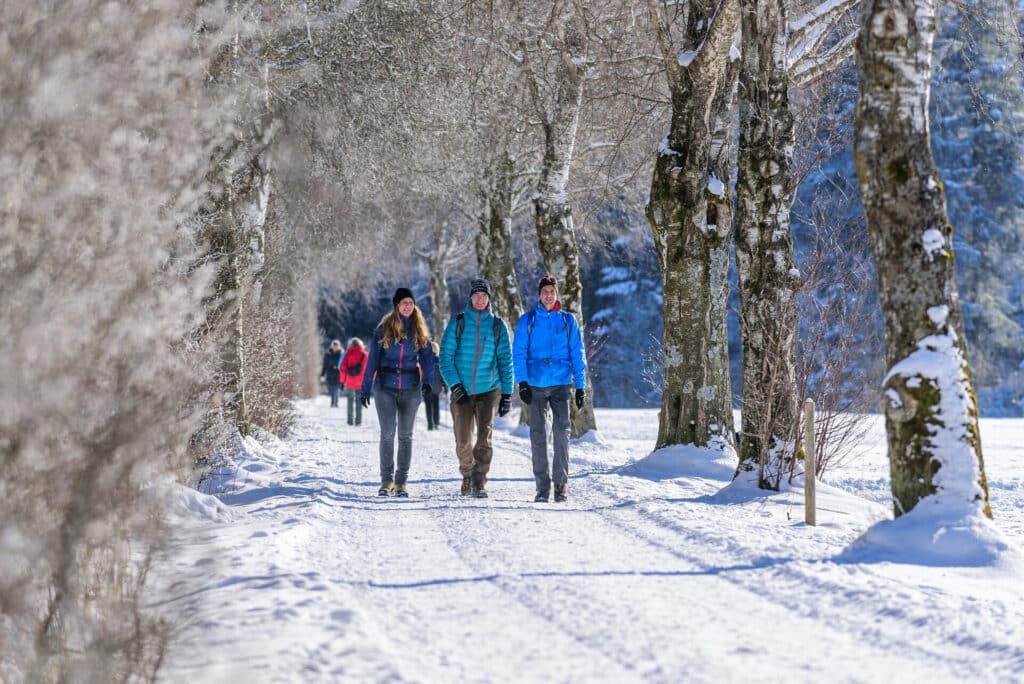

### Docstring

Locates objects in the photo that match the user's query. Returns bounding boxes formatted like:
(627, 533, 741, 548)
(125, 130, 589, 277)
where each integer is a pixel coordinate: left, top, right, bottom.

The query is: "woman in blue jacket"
(513, 276, 587, 502)
(361, 288, 435, 497)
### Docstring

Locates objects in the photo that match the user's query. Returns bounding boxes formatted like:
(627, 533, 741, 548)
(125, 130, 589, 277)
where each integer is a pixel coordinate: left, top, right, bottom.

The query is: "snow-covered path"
(153, 399, 1024, 683)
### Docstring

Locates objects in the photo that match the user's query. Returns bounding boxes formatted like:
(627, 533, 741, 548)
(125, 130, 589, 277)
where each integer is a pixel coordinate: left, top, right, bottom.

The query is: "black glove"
(518, 382, 532, 406)
(575, 388, 585, 410)
(360, 395, 371, 408)
(498, 394, 512, 417)
(450, 383, 470, 405)
(421, 384, 432, 400)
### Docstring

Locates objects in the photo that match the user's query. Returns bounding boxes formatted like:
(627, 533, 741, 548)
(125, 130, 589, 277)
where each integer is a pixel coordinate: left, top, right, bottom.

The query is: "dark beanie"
(538, 275, 557, 293)
(392, 287, 415, 307)
(470, 278, 491, 297)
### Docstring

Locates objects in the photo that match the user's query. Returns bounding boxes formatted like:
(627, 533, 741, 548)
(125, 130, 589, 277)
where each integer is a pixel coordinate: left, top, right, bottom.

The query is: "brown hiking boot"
(460, 476, 471, 496)
(471, 473, 488, 498)
(554, 484, 568, 502)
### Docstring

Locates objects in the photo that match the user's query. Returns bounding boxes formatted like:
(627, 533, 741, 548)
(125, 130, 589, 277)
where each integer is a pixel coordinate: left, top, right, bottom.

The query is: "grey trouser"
(346, 387, 362, 425)
(528, 384, 571, 494)
(374, 386, 421, 485)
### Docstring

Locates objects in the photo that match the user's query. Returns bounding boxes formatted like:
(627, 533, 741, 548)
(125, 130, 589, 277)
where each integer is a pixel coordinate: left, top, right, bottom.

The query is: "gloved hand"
(450, 383, 470, 405)
(421, 384, 432, 400)
(360, 395, 371, 408)
(498, 394, 512, 417)
(575, 388, 585, 410)
(518, 382, 532, 406)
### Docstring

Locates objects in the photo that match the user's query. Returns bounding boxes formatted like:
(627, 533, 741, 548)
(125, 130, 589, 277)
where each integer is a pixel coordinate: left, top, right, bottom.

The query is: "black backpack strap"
(492, 316, 503, 355)
(454, 312, 465, 354)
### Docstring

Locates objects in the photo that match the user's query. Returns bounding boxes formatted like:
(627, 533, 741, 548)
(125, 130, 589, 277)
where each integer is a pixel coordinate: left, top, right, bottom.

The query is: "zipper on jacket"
(470, 310, 482, 395)
(398, 342, 404, 389)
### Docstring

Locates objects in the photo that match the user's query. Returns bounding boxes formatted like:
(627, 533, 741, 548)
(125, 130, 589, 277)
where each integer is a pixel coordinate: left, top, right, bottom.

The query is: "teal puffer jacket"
(438, 303, 514, 396)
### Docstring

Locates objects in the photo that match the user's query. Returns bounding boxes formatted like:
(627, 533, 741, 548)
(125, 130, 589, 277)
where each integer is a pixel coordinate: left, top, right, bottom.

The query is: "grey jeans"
(346, 387, 363, 425)
(374, 386, 421, 485)
(527, 384, 572, 494)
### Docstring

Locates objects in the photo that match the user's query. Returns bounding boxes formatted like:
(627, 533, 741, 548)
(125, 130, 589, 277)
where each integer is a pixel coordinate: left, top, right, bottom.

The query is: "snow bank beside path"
(150, 399, 1024, 683)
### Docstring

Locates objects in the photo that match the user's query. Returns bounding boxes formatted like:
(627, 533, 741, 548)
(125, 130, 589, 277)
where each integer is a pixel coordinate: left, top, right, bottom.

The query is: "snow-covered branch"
(790, 28, 858, 86)
(787, 0, 860, 76)
(788, 0, 860, 38)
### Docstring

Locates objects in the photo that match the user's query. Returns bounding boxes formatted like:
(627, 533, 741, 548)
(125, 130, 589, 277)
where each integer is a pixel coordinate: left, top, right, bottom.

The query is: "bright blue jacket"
(360, 317, 435, 397)
(438, 303, 514, 396)
(513, 303, 586, 389)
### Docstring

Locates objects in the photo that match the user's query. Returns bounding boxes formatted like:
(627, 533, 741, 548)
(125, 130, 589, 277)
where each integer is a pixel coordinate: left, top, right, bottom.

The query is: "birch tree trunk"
(529, 29, 596, 437)
(734, 0, 800, 486)
(477, 141, 524, 325)
(854, 0, 991, 517)
(427, 253, 451, 342)
(646, 0, 740, 450)
(205, 122, 275, 436)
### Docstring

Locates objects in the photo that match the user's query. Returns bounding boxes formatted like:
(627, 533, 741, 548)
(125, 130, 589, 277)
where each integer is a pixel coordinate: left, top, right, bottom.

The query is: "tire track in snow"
(586, 476, 1024, 680)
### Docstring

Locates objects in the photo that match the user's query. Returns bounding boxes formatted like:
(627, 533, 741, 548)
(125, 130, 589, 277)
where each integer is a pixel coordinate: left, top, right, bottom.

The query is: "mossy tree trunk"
(645, 0, 740, 450)
(734, 0, 800, 487)
(854, 0, 990, 517)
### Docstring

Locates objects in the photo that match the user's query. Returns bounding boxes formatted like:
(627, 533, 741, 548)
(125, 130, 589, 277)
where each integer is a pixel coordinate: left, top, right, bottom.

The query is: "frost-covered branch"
(787, 0, 860, 78)
(791, 28, 857, 86)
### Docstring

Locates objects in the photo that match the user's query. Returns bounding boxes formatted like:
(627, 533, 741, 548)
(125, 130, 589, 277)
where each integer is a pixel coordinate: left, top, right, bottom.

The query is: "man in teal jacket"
(438, 278, 514, 498)
(513, 275, 587, 502)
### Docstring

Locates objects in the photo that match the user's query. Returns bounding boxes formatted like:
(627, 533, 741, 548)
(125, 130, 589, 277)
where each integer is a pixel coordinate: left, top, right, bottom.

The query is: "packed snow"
(151, 399, 1024, 683)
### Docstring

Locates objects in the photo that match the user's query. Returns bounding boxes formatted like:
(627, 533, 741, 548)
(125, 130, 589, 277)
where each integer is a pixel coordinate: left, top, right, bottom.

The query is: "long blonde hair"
(378, 306, 431, 351)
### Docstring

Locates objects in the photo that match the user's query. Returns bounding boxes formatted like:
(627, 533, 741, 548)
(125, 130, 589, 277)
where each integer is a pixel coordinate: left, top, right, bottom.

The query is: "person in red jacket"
(339, 338, 369, 426)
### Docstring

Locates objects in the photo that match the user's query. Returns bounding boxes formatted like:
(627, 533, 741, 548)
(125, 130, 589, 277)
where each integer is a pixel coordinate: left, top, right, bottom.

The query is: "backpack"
(454, 311, 505, 356)
(526, 309, 573, 350)
(345, 353, 365, 376)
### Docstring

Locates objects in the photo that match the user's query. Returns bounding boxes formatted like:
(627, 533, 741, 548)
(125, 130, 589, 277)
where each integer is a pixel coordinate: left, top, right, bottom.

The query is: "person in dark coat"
(361, 288, 435, 497)
(423, 341, 446, 431)
(321, 339, 343, 407)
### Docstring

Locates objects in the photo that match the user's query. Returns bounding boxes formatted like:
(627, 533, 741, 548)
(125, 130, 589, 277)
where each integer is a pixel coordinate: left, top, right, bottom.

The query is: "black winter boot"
(553, 484, 568, 502)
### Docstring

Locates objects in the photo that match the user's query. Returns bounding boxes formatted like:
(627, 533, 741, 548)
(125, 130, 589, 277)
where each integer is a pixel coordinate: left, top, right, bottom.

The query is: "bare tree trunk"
(476, 140, 524, 325)
(205, 125, 275, 436)
(645, 0, 740, 450)
(854, 0, 990, 517)
(528, 25, 596, 437)
(427, 252, 451, 342)
(734, 0, 800, 487)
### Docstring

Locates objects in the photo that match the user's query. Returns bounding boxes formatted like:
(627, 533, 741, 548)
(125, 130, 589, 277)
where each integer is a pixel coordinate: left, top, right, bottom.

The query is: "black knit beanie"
(469, 278, 491, 297)
(392, 287, 415, 307)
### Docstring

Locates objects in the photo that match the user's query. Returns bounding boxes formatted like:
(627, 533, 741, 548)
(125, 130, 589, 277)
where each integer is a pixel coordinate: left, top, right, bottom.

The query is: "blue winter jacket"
(438, 303, 514, 396)
(513, 303, 586, 389)
(361, 317, 435, 398)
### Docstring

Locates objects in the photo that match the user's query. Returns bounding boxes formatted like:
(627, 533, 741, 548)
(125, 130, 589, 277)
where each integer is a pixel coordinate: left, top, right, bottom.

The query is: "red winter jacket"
(339, 345, 369, 390)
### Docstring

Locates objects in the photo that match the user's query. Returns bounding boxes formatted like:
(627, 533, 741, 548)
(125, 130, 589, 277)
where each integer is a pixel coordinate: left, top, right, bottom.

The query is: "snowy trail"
(153, 399, 1024, 683)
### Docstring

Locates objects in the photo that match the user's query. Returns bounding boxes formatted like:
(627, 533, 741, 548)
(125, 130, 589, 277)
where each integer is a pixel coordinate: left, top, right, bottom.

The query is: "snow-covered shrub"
(0, 2, 232, 680)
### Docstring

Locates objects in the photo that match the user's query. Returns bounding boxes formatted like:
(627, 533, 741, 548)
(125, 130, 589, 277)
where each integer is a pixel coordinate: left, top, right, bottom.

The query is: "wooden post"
(804, 398, 816, 526)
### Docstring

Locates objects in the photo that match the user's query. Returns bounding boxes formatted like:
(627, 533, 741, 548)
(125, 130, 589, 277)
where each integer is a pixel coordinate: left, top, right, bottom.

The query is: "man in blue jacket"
(513, 276, 587, 503)
(438, 278, 514, 498)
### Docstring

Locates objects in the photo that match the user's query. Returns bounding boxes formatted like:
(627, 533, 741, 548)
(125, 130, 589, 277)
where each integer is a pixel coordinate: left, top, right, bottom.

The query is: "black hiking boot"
(460, 476, 472, 496)
(554, 484, 568, 502)
(534, 491, 550, 503)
